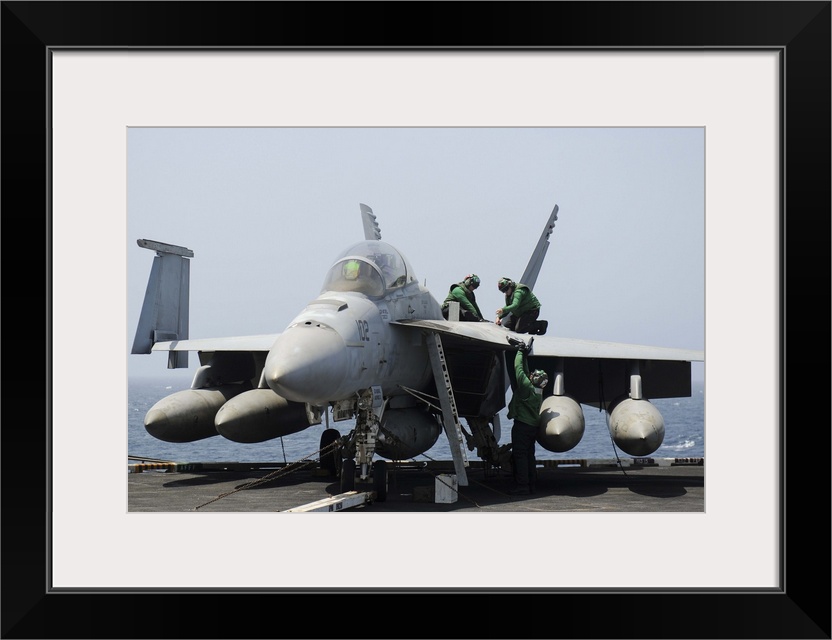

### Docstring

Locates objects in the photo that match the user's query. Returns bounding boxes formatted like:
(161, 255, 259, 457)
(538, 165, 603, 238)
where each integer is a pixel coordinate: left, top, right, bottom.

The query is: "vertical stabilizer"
(519, 204, 559, 289)
(131, 239, 193, 368)
(360, 203, 382, 240)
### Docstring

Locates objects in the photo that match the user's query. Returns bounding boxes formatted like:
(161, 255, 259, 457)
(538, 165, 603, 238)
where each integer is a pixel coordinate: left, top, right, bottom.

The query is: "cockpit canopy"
(322, 240, 414, 297)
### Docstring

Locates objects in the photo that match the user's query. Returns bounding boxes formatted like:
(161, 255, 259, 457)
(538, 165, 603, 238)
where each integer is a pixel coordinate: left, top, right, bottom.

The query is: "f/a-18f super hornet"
(131, 203, 703, 500)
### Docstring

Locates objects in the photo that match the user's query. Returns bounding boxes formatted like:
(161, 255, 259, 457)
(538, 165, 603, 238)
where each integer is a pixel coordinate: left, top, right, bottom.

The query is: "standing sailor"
(506, 337, 548, 495)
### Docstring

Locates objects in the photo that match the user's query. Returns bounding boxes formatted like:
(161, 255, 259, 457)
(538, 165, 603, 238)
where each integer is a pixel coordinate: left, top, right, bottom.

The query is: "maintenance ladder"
(426, 331, 469, 486)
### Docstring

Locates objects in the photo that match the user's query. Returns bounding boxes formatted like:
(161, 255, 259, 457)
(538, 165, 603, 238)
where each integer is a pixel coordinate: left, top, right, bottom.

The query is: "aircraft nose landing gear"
(338, 387, 389, 502)
(339, 456, 388, 502)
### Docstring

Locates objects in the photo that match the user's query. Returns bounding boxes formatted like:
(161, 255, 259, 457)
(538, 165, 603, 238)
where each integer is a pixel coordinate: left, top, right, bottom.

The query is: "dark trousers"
(503, 308, 540, 333)
(511, 420, 538, 489)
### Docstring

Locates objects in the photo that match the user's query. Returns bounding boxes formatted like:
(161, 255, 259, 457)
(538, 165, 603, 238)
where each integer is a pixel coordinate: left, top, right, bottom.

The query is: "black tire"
(372, 460, 388, 502)
(340, 458, 356, 493)
(319, 428, 341, 476)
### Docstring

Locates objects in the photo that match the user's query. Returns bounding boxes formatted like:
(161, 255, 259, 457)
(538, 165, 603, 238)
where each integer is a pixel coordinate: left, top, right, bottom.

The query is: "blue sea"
(128, 377, 704, 464)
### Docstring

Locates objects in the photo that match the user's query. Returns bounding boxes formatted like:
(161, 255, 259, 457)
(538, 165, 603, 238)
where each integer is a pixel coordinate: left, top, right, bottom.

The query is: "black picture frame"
(3, 2, 829, 638)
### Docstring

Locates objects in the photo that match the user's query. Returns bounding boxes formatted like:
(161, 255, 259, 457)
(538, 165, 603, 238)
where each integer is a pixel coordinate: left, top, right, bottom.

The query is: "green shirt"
(499, 283, 540, 319)
(507, 350, 542, 426)
(442, 283, 483, 319)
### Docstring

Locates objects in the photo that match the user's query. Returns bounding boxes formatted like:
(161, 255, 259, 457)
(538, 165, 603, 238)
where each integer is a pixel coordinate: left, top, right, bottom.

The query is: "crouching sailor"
(495, 277, 547, 334)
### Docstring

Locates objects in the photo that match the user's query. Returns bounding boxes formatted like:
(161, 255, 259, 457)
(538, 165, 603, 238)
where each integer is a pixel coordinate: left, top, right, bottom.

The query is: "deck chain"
(193, 439, 342, 510)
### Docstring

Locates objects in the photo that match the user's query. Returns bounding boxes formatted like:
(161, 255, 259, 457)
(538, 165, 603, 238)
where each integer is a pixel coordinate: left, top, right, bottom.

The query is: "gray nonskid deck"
(128, 458, 704, 513)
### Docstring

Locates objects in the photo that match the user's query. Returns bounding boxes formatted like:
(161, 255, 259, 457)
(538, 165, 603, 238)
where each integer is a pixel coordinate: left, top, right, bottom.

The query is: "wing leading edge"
(150, 334, 280, 353)
(392, 319, 703, 362)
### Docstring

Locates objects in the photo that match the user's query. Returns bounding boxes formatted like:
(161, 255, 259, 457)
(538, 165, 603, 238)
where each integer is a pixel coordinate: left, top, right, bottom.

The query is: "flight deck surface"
(128, 458, 704, 513)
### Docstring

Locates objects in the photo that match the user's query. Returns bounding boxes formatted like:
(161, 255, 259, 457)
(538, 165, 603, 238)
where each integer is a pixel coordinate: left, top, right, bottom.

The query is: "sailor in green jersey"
(506, 339, 548, 495)
(495, 277, 541, 333)
(441, 274, 485, 322)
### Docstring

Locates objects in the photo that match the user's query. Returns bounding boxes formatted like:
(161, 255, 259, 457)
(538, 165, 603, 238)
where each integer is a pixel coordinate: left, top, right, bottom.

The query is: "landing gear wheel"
(319, 428, 341, 476)
(372, 460, 388, 502)
(340, 458, 356, 493)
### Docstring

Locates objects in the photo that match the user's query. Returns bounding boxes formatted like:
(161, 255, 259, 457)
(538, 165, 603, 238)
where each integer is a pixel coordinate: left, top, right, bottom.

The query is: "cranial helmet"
(497, 277, 515, 293)
(343, 260, 360, 280)
(464, 274, 480, 289)
(530, 370, 549, 389)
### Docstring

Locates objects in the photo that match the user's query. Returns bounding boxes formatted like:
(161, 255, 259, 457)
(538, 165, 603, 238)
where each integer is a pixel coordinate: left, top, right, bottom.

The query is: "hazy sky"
(127, 126, 704, 381)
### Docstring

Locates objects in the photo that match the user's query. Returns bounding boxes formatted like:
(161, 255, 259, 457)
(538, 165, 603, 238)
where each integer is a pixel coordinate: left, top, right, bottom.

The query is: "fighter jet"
(131, 203, 703, 499)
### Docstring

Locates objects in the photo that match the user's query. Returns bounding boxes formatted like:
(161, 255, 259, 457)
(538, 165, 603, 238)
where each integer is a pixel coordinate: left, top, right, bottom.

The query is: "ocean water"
(128, 377, 704, 464)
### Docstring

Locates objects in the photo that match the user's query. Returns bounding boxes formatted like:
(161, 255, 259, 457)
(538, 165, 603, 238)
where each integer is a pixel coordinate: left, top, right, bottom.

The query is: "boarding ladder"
(426, 332, 469, 486)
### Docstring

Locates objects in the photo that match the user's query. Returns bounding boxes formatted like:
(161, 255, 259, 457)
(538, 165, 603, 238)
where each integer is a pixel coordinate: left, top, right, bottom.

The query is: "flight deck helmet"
(343, 260, 361, 280)
(463, 274, 480, 289)
(530, 370, 549, 389)
(497, 277, 515, 293)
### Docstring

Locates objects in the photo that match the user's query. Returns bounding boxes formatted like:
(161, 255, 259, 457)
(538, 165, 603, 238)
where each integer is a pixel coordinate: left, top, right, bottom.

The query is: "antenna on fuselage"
(360, 203, 382, 240)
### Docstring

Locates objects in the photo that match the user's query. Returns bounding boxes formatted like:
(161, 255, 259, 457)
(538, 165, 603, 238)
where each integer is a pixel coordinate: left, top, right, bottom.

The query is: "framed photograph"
(5, 2, 828, 638)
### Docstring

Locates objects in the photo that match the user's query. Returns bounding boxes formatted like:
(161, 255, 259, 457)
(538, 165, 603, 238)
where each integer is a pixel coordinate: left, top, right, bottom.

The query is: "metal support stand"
(426, 332, 469, 486)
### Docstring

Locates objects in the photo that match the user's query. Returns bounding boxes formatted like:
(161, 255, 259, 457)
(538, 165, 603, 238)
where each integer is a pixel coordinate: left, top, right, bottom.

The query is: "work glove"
(506, 336, 527, 351)
(506, 336, 534, 353)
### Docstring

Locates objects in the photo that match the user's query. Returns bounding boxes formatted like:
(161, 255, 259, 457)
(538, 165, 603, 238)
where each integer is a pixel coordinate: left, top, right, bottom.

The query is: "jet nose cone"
(265, 325, 349, 404)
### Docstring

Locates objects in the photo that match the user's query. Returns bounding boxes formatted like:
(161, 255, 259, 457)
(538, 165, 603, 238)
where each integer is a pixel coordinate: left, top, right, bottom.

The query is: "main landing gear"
(319, 428, 342, 477)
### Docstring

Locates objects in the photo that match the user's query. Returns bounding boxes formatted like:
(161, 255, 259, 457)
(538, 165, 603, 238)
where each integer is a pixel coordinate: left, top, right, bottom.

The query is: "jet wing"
(150, 334, 280, 352)
(392, 319, 702, 403)
(392, 319, 702, 361)
(392, 318, 529, 349)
